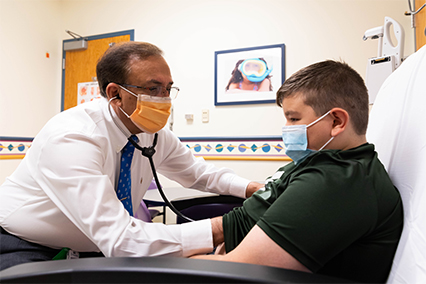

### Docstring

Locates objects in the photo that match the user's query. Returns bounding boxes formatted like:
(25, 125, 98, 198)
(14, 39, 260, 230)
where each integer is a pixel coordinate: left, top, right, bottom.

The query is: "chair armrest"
(171, 195, 244, 211)
(171, 195, 245, 223)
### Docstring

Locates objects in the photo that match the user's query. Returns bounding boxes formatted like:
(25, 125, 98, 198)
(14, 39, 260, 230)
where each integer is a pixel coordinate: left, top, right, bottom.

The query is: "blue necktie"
(117, 135, 139, 216)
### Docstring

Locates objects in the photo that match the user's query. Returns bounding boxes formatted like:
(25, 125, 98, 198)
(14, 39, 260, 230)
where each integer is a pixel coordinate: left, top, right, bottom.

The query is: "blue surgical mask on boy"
(281, 110, 334, 164)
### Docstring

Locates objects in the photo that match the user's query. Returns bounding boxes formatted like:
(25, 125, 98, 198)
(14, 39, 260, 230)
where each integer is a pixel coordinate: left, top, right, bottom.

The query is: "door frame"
(61, 30, 134, 111)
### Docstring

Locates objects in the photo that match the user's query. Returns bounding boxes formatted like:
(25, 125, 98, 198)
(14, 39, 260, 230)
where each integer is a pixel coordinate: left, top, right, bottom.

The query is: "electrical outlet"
(202, 109, 209, 123)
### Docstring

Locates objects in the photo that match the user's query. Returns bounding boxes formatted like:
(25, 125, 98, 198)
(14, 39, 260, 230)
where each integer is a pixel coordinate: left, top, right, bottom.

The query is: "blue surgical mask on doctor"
(281, 110, 334, 164)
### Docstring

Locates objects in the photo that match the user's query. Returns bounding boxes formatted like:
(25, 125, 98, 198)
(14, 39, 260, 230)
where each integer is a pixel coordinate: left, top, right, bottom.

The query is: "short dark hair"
(276, 60, 369, 135)
(96, 42, 163, 98)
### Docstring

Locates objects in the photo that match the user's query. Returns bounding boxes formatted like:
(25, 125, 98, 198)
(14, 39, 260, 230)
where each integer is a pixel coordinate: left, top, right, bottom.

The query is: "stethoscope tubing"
(127, 135, 195, 223)
(108, 96, 194, 222)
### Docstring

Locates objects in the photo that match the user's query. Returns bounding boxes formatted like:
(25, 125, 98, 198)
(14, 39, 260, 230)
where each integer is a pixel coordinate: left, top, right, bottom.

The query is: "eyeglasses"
(120, 83, 179, 99)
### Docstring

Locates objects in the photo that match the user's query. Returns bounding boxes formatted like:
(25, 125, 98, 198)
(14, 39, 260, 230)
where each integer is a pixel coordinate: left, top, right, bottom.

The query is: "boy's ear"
(330, 108, 349, 137)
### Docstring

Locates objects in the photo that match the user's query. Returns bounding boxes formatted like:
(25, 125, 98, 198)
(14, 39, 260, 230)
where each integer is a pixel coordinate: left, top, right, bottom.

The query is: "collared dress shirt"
(0, 98, 249, 257)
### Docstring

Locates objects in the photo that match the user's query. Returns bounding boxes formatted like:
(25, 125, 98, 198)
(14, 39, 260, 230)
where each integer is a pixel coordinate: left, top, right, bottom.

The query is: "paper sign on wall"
(77, 82, 101, 105)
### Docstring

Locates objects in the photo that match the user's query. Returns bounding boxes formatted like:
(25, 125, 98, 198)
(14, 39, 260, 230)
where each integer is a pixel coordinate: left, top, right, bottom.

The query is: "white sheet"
(366, 44, 426, 284)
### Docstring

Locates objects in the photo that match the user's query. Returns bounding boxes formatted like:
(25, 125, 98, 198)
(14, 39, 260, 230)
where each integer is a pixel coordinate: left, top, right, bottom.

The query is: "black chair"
(171, 195, 244, 224)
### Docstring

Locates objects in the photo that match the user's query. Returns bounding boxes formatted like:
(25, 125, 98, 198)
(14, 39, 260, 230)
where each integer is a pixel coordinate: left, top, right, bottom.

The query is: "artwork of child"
(225, 58, 273, 92)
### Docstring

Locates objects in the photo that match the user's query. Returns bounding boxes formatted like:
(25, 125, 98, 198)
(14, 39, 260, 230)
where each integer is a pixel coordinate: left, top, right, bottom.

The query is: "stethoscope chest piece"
(141, 147, 155, 158)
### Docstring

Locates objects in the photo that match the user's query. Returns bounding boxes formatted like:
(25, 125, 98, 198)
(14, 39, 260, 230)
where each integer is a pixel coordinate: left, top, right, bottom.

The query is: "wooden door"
(61, 30, 134, 111)
(415, 0, 426, 51)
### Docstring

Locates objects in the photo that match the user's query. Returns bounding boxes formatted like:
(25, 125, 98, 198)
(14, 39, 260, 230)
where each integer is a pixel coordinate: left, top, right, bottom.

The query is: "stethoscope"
(108, 96, 194, 223)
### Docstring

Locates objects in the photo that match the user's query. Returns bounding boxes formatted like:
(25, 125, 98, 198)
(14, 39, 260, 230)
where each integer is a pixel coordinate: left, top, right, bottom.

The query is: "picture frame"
(214, 44, 285, 106)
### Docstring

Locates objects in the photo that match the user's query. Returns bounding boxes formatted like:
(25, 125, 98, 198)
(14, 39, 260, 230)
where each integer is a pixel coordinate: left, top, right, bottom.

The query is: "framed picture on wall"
(214, 44, 285, 106)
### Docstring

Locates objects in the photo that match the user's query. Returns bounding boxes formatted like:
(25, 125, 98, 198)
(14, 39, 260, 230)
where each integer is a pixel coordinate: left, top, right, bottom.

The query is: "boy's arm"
(192, 225, 311, 273)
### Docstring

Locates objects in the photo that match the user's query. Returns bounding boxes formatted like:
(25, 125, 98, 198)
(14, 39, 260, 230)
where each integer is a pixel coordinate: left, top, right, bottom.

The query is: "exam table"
(0, 257, 350, 283)
(366, 44, 426, 283)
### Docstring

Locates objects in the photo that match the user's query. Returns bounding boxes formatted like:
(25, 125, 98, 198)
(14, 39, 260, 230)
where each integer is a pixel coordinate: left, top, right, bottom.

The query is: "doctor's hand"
(211, 217, 224, 247)
(245, 181, 264, 198)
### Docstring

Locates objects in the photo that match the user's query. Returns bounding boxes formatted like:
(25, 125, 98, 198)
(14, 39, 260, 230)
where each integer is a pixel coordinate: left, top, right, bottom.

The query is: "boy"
(193, 60, 403, 283)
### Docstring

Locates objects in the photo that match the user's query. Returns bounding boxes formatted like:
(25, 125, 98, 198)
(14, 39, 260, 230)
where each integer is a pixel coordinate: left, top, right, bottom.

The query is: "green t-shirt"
(223, 143, 403, 283)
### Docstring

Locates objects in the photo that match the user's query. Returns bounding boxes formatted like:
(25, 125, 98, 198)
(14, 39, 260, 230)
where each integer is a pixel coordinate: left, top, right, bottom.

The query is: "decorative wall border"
(180, 136, 289, 161)
(0, 136, 290, 161)
(0, 137, 33, 160)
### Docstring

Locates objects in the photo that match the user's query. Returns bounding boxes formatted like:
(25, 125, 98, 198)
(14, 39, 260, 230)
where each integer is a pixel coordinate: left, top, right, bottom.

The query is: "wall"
(0, 0, 414, 185)
(0, 0, 63, 183)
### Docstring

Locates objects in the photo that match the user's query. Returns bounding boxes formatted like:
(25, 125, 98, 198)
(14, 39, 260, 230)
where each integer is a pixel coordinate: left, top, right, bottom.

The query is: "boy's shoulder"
(285, 143, 376, 175)
(307, 143, 374, 164)
(271, 143, 377, 187)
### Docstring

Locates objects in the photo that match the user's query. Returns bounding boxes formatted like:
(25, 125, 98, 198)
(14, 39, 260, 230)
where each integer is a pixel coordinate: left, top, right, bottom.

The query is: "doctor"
(0, 41, 262, 271)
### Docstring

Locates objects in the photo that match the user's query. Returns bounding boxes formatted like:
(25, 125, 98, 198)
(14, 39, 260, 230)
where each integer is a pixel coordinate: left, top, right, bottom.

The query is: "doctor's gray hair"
(96, 41, 163, 98)
(276, 60, 369, 135)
